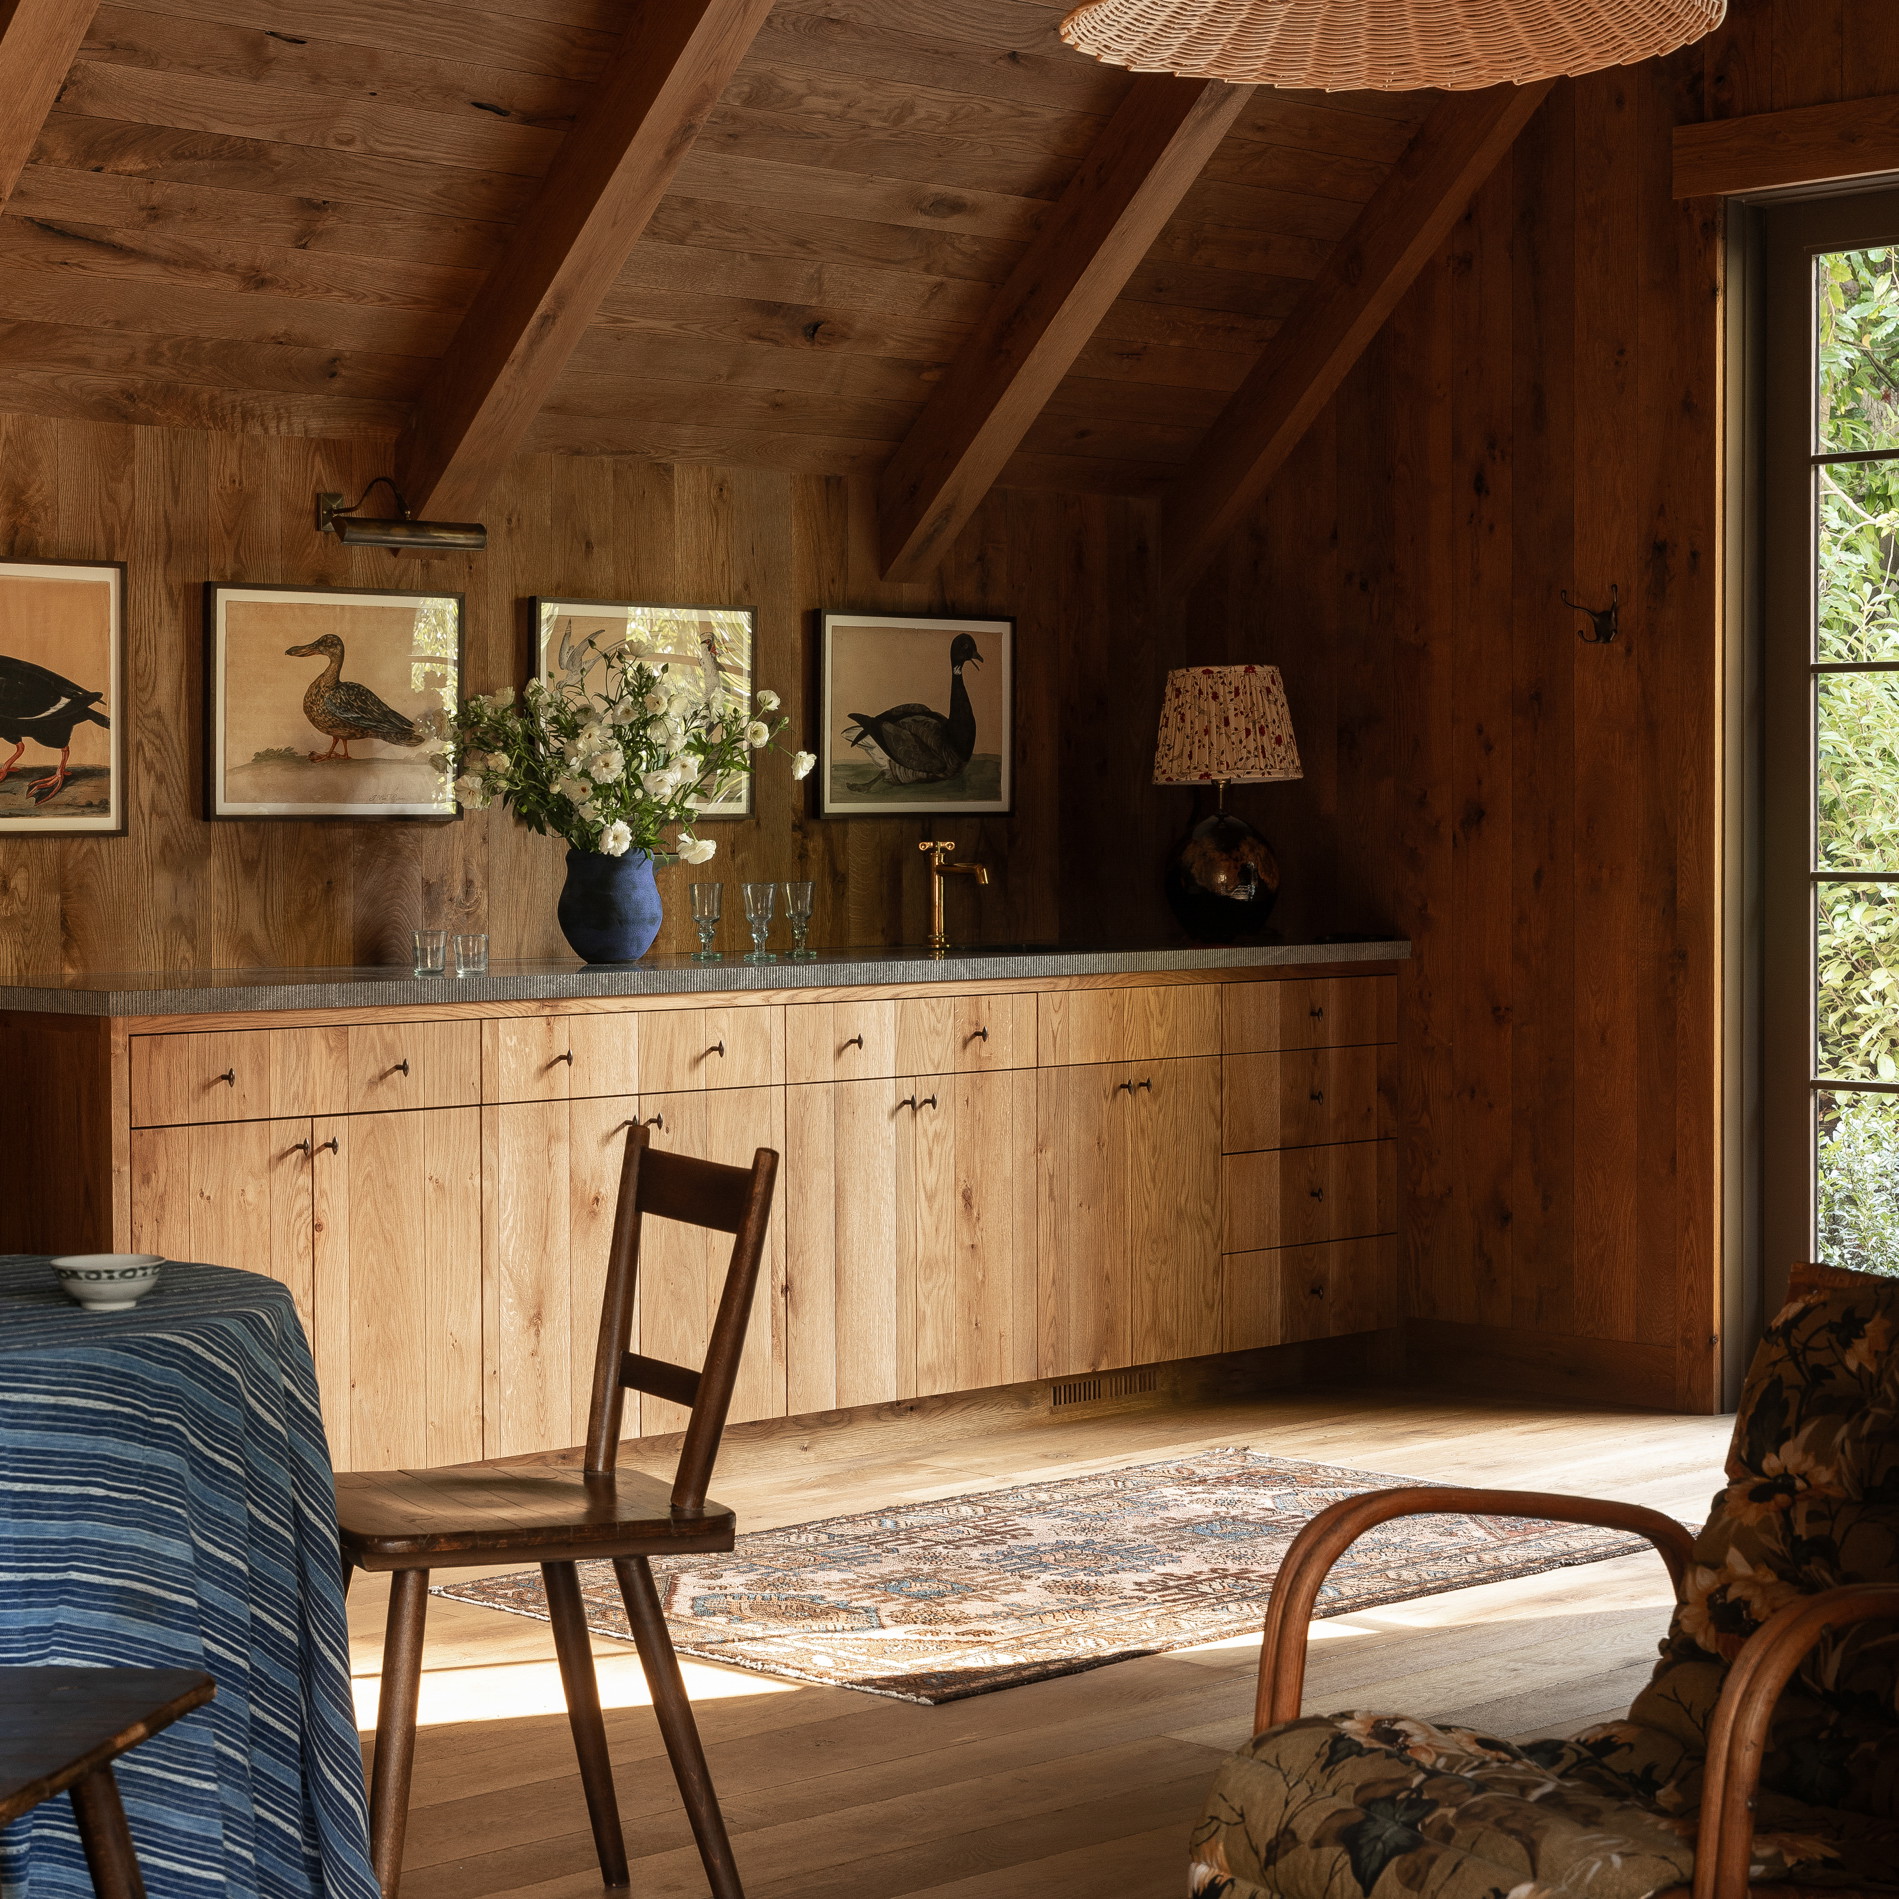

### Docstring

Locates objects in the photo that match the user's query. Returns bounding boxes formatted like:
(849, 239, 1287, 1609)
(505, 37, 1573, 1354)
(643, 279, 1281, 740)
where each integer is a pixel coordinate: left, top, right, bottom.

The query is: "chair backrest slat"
(582, 1124, 779, 1517)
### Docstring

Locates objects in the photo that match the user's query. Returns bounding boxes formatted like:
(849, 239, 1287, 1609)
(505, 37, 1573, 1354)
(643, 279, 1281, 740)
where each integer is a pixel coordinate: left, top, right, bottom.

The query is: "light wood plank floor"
(345, 1389, 1732, 1899)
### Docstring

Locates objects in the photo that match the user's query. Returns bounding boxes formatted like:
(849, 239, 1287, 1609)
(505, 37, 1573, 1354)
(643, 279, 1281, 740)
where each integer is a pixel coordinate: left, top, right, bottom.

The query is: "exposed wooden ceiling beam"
(876, 74, 1254, 583)
(0, 0, 100, 211)
(1162, 80, 1553, 589)
(397, 0, 776, 522)
(1674, 93, 1899, 199)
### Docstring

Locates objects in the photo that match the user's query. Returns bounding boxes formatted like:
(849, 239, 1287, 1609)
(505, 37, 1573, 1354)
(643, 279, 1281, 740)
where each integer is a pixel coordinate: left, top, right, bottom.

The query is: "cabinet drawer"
(1036, 984, 1220, 1066)
(1223, 977, 1395, 1054)
(1224, 1046, 1393, 1154)
(131, 1027, 343, 1127)
(785, 1000, 897, 1083)
(896, 993, 1033, 1073)
(1222, 1139, 1396, 1252)
(1221, 1236, 1398, 1349)
(640, 1006, 782, 1093)
(346, 1021, 480, 1113)
(481, 1013, 639, 1102)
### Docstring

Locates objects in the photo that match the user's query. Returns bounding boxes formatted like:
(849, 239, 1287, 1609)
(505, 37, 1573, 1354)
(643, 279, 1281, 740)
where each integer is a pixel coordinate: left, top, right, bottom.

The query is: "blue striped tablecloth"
(0, 1258, 378, 1899)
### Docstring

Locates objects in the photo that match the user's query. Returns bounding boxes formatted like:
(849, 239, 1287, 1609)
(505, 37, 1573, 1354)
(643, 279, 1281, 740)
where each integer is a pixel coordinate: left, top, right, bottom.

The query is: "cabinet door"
(784, 1079, 903, 1414)
(633, 1086, 786, 1436)
(1035, 1064, 1127, 1378)
(311, 1107, 482, 1473)
(905, 1070, 1036, 1398)
(130, 1118, 315, 1335)
(1125, 1057, 1222, 1362)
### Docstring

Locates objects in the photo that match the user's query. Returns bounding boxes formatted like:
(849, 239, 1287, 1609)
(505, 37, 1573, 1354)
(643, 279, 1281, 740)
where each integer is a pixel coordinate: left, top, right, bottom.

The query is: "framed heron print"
(533, 598, 755, 818)
(0, 558, 125, 835)
(207, 584, 462, 820)
(817, 611, 1013, 817)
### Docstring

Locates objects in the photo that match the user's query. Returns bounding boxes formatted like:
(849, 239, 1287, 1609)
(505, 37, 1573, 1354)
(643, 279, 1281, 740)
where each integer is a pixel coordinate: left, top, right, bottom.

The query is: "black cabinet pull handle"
(1309, 1006, 1325, 1019)
(921, 1094, 937, 1111)
(1309, 1090, 1325, 1103)
(389, 1059, 410, 1077)
(216, 1069, 236, 1086)
(553, 1049, 574, 1066)
(1308, 1185, 1324, 1200)
(1310, 1284, 1326, 1299)
(316, 1137, 339, 1156)
(289, 1139, 310, 1157)
(968, 1026, 989, 1043)
(1137, 1077, 1152, 1092)
(897, 1095, 938, 1112)
(842, 1034, 864, 1051)
(707, 1040, 726, 1058)
(1114, 1080, 1132, 1095)
(642, 1112, 665, 1131)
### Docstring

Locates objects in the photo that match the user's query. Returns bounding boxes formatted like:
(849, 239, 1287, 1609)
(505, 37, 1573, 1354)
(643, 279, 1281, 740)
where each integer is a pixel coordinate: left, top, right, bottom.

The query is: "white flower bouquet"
(448, 645, 816, 864)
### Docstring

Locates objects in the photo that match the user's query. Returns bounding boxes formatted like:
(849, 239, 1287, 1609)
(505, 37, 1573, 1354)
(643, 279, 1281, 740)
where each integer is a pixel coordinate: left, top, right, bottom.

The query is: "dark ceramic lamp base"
(1165, 808, 1281, 942)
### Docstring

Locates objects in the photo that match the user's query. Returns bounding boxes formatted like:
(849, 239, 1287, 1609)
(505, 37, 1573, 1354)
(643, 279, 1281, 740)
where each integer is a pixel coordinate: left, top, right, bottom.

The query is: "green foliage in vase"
(447, 636, 815, 864)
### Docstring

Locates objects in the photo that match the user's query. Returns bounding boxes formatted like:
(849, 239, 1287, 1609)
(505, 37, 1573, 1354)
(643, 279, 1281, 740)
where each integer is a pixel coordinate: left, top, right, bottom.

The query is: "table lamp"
(1152, 664, 1302, 940)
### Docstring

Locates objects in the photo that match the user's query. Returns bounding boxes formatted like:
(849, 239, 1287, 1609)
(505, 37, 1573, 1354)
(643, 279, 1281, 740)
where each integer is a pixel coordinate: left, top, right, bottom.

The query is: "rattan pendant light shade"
(1058, 0, 1726, 90)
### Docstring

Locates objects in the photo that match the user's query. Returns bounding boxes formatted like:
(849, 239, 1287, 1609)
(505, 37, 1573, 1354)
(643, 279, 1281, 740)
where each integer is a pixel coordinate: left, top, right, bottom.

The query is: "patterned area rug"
(434, 1449, 1647, 1705)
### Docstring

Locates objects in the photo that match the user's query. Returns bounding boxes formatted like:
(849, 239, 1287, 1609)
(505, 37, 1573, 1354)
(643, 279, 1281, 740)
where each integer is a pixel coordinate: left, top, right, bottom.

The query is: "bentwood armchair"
(1192, 1260, 1899, 1899)
(336, 1124, 778, 1899)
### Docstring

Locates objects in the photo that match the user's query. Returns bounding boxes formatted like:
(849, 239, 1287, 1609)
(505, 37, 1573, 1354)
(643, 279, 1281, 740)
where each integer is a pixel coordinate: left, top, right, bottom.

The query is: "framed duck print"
(0, 558, 125, 835)
(207, 584, 462, 820)
(817, 611, 1013, 817)
(533, 598, 755, 818)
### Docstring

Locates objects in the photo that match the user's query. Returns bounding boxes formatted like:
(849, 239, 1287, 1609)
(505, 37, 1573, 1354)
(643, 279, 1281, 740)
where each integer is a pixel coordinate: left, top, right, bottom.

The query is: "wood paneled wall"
(1188, 0, 1899, 1413)
(0, 421, 1187, 978)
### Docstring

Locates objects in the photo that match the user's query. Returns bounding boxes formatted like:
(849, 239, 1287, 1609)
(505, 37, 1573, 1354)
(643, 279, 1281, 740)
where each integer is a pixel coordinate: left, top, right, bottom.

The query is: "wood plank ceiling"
(2, 0, 1438, 518)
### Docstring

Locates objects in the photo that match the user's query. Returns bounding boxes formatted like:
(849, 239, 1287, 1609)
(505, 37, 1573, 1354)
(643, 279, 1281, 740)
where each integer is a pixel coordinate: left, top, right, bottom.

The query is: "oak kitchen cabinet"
(5, 954, 1405, 1472)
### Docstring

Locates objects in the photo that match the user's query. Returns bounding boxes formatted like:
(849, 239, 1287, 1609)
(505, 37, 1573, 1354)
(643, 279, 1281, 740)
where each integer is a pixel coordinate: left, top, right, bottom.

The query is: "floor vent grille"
(1049, 1367, 1159, 1409)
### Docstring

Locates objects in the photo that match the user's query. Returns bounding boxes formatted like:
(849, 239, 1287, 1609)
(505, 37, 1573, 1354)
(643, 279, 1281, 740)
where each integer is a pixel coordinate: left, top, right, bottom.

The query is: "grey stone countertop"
(0, 939, 1409, 1017)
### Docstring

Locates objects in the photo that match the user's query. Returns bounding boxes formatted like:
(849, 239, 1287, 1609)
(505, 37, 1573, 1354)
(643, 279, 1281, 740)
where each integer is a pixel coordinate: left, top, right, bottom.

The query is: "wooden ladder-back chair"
(1190, 1260, 1899, 1899)
(335, 1125, 778, 1899)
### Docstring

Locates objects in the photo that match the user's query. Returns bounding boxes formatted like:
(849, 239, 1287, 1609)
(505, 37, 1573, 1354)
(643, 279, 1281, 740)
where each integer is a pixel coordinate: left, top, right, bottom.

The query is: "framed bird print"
(206, 584, 462, 821)
(0, 559, 125, 835)
(817, 611, 1013, 817)
(532, 598, 754, 818)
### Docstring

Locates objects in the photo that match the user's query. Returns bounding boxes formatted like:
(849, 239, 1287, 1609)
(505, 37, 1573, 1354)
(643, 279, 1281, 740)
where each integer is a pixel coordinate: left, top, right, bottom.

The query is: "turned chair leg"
(544, 1561, 630, 1888)
(69, 1765, 146, 1899)
(614, 1555, 744, 1899)
(367, 1567, 430, 1899)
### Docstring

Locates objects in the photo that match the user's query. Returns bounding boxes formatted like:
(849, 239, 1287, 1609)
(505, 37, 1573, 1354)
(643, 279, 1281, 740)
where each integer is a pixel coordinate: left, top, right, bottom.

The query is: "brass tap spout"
(920, 840, 990, 952)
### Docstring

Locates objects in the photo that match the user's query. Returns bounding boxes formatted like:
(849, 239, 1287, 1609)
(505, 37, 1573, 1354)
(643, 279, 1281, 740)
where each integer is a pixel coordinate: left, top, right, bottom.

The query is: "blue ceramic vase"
(556, 847, 664, 964)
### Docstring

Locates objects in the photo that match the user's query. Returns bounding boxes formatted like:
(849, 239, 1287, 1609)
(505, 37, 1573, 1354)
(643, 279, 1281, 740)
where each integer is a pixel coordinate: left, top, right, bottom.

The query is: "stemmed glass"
(689, 883, 723, 962)
(782, 881, 815, 959)
(741, 882, 777, 963)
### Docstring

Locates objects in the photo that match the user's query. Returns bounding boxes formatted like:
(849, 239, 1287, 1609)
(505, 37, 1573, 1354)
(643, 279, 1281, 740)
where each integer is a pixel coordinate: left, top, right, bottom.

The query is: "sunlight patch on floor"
(352, 1649, 797, 1730)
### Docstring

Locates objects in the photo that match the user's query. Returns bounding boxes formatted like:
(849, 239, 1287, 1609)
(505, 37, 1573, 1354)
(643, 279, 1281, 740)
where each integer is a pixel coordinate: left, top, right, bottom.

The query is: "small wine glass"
(741, 882, 777, 963)
(689, 882, 723, 962)
(782, 880, 815, 959)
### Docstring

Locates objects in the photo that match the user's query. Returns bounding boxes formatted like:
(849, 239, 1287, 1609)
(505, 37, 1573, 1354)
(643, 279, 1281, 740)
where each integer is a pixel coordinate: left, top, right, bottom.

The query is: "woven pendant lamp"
(1059, 0, 1726, 90)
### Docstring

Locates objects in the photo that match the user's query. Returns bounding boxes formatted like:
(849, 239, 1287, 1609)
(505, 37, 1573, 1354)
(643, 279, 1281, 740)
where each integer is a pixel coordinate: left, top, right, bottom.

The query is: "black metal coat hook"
(1560, 583, 1621, 644)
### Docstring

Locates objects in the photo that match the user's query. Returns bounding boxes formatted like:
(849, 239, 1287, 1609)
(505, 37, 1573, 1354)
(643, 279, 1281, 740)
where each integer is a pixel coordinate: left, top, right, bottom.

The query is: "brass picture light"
(315, 478, 487, 552)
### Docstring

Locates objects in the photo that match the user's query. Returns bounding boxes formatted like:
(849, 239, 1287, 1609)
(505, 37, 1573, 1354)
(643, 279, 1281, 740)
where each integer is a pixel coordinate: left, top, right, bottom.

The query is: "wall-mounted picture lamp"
(315, 478, 487, 552)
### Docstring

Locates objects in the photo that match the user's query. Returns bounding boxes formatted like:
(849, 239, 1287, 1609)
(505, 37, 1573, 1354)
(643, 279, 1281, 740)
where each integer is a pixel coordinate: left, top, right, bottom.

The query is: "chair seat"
(335, 1464, 737, 1571)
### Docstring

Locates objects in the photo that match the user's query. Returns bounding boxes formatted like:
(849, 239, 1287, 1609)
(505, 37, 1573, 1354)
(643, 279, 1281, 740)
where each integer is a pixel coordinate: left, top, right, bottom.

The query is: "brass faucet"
(919, 840, 989, 952)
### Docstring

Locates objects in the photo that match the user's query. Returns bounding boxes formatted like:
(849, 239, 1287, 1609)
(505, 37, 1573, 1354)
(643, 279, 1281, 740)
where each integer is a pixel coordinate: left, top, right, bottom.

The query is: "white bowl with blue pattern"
(52, 1253, 164, 1311)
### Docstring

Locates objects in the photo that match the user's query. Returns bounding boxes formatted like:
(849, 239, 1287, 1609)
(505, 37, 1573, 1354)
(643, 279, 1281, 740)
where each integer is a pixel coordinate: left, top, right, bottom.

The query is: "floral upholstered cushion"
(1189, 1263, 1899, 1898)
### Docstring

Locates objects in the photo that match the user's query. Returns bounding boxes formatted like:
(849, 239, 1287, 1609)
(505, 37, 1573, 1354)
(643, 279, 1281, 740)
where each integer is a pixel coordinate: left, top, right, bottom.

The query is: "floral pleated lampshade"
(1059, 0, 1725, 90)
(1153, 665, 1302, 786)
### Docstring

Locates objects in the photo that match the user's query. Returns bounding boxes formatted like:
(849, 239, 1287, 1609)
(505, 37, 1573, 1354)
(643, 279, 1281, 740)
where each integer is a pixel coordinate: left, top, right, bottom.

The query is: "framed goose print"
(817, 611, 1013, 817)
(533, 598, 755, 817)
(207, 584, 462, 820)
(0, 558, 125, 835)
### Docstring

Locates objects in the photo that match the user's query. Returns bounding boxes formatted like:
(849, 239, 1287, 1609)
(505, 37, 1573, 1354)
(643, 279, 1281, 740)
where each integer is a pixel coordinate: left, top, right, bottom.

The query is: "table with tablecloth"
(0, 1257, 377, 1899)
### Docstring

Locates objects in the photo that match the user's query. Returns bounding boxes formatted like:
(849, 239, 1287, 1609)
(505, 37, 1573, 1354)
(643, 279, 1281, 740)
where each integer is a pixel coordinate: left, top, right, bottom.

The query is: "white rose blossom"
(791, 750, 816, 781)
(598, 820, 633, 858)
(745, 721, 770, 748)
(556, 775, 593, 806)
(676, 834, 716, 865)
(588, 748, 625, 784)
(756, 689, 780, 712)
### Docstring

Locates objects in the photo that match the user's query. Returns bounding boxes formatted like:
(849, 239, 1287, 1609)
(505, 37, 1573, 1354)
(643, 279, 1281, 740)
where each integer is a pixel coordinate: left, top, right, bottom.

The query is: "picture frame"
(206, 584, 463, 821)
(816, 611, 1014, 818)
(0, 558, 126, 836)
(532, 598, 756, 819)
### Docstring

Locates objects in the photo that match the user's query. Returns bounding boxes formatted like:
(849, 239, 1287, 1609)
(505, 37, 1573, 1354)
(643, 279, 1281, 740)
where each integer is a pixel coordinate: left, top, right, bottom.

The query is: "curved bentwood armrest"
(1254, 1486, 1698, 1731)
(1692, 1584, 1899, 1899)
